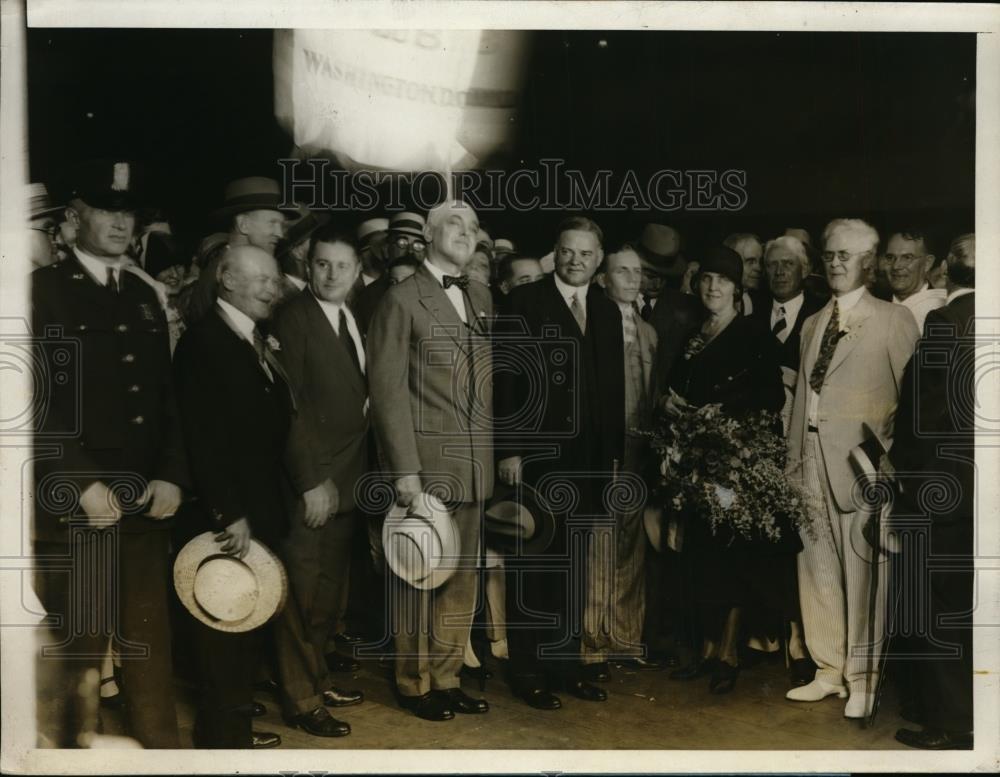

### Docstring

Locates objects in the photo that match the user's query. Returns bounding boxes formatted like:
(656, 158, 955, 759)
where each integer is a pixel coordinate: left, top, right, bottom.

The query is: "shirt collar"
(893, 283, 930, 305)
(772, 291, 803, 314)
(946, 287, 974, 305)
(553, 272, 587, 302)
(74, 246, 124, 285)
(831, 284, 866, 315)
(286, 273, 306, 291)
(423, 258, 458, 287)
(617, 301, 635, 318)
(216, 297, 257, 343)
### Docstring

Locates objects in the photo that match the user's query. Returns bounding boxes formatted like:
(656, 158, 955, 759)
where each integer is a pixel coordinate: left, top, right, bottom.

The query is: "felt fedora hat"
(211, 177, 298, 223)
(382, 492, 460, 590)
(278, 206, 332, 256)
(173, 532, 288, 633)
(637, 223, 685, 277)
(484, 483, 558, 556)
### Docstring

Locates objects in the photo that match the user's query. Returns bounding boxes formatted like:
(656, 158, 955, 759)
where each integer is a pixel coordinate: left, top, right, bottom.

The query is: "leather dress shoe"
(670, 658, 716, 681)
(322, 686, 364, 708)
(461, 663, 493, 680)
(251, 730, 281, 748)
(251, 701, 267, 717)
(286, 706, 351, 737)
(843, 691, 874, 719)
(789, 657, 817, 687)
(398, 692, 454, 721)
(253, 679, 280, 696)
(785, 677, 848, 702)
(582, 661, 611, 683)
(563, 679, 607, 702)
(437, 688, 488, 714)
(708, 661, 740, 694)
(326, 653, 361, 673)
(620, 656, 665, 671)
(334, 631, 364, 645)
(517, 687, 561, 711)
(895, 727, 973, 750)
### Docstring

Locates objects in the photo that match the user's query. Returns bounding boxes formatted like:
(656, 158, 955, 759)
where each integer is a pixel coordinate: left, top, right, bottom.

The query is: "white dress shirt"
(893, 283, 946, 332)
(285, 273, 307, 291)
(945, 287, 974, 305)
(216, 297, 256, 344)
(423, 259, 467, 323)
(315, 294, 366, 374)
(770, 292, 805, 344)
(553, 273, 588, 328)
(74, 246, 124, 286)
(807, 284, 867, 427)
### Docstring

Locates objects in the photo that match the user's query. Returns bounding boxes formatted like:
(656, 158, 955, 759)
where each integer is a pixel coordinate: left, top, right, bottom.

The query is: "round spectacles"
(394, 236, 425, 253)
(821, 249, 872, 265)
(881, 253, 924, 267)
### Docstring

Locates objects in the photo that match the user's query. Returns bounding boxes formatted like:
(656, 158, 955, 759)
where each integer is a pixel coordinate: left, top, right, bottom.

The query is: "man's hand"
(498, 456, 522, 487)
(303, 482, 332, 528)
(79, 481, 122, 527)
(394, 475, 422, 507)
(142, 480, 183, 520)
(215, 517, 251, 558)
(323, 478, 340, 517)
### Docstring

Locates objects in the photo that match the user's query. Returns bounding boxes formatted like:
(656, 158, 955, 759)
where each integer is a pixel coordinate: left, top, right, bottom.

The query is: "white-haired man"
(785, 219, 919, 718)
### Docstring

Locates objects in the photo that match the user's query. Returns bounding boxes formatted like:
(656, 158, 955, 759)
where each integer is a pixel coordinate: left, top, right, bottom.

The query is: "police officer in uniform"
(32, 159, 188, 748)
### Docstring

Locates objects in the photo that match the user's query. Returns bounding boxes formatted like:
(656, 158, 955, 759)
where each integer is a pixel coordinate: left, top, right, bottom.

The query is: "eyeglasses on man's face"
(394, 235, 425, 253)
(821, 248, 872, 265)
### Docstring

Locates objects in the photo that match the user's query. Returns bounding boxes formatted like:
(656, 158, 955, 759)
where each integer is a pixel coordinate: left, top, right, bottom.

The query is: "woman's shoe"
(669, 658, 716, 681)
(708, 661, 740, 694)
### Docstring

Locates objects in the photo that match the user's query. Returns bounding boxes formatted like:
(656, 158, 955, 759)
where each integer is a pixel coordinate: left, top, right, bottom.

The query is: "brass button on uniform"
(122, 353, 135, 363)
(116, 324, 129, 333)
(131, 415, 145, 425)
(128, 384, 141, 393)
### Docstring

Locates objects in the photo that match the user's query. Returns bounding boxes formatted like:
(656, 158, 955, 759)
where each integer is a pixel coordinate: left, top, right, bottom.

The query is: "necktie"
(808, 300, 841, 394)
(442, 274, 469, 290)
(622, 308, 637, 346)
(338, 308, 362, 375)
(772, 306, 787, 336)
(640, 299, 653, 322)
(570, 292, 586, 334)
(252, 328, 274, 382)
(106, 266, 119, 294)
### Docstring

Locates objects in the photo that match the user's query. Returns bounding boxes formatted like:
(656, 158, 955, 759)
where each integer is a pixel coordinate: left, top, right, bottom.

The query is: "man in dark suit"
(890, 233, 975, 750)
(753, 234, 825, 687)
(367, 200, 494, 722)
(32, 159, 187, 748)
(272, 225, 369, 727)
(494, 216, 624, 710)
(174, 244, 348, 746)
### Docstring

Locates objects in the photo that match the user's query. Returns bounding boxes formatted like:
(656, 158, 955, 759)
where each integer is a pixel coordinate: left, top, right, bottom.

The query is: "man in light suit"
(785, 219, 920, 718)
(367, 200, 494, 722)
(586, 245, 661, 677)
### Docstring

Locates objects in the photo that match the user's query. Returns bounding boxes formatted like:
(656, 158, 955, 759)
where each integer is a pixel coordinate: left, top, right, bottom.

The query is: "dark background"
(27, 28, 975, 259)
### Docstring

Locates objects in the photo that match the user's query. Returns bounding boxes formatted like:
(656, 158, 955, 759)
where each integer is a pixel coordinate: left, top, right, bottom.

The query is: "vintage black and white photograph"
(1, 1, 998, 773)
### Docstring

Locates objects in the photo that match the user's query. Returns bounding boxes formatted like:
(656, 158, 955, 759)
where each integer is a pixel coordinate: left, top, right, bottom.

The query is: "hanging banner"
(274, 29, 528, 172)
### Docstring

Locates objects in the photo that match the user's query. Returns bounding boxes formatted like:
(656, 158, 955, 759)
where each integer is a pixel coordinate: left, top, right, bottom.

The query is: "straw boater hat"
(382, 492, 460, 590)
(637, 223, 685, 278)
(173, 532, 288, 633)
(211, 176, 299, 223)
(388, 211, 426, 239)
(27, 183, 64, 220)
(492, 238, 517, 258)
(484, 483, 558, 556)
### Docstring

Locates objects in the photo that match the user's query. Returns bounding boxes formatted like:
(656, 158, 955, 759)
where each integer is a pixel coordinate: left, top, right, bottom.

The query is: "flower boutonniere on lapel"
(266, 334, 281, 352)
(838, 325, 858, 344)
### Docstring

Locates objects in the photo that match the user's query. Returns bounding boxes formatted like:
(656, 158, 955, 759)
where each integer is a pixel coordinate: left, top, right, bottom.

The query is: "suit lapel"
(825, 291, 874, 379)
(415, 264, 471, 353)
(303, 293, 365, 399)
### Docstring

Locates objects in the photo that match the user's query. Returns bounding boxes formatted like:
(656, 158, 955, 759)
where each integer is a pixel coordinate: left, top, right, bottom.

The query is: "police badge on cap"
(70, 158, 144, 211)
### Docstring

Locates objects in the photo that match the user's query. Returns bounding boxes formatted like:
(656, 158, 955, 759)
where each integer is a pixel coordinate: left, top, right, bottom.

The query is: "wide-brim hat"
(637, 223, 686, 277)
(27, 183, 64, 220)
(211, 176, 299, 223)
(388, 211, 426, 240)
(173, 532, 288, 633)
(69, 159, 144, 211)
(492, 238, 516, 257)
(484, 483, 558, 556)
(383, 492, 460, 590)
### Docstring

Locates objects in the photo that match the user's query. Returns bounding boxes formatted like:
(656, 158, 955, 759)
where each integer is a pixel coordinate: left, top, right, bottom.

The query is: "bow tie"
(442, 274, 469, 290)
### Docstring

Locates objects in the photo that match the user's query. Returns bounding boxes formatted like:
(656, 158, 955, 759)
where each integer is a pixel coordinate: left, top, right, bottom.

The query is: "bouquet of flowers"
(642, 400, 813, 544)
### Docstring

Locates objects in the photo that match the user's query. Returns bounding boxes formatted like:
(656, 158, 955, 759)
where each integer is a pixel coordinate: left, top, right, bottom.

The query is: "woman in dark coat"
(663, 244, 794, 694)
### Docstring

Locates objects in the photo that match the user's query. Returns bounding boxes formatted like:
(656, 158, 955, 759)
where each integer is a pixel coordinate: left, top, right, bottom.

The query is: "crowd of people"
(29, 161, 976, 751)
